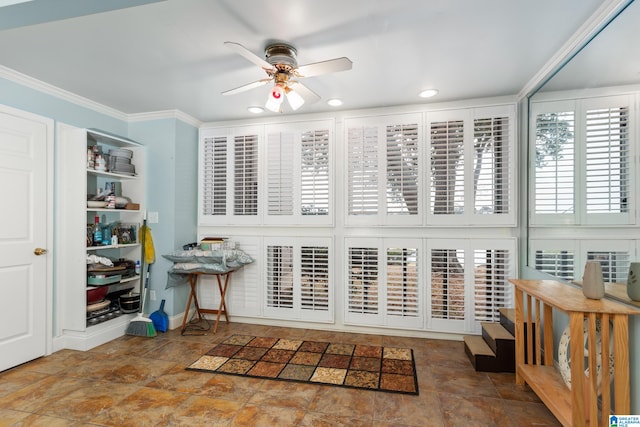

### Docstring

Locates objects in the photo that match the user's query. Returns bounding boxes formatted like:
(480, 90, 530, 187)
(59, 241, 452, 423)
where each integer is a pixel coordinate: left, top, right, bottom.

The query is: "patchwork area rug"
(187, 334, 419, 395)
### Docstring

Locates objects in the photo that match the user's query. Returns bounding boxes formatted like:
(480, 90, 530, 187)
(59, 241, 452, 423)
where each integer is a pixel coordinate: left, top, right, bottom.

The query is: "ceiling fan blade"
(288, 81, 321, 104)
(222, 78, 271, 96)
(295, 57, 352, 78)
(224, 41, 274, 71)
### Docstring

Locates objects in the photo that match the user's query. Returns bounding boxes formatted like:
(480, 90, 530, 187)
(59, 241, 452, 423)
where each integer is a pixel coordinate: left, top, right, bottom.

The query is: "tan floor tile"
(0, 376, 87, 413)
(138, 339, 213, 363)
(61, 354, 177, 385)
(230, 402, 305, 427)
(37, 381, 139, 422)
(198, 373, 265, 402)
(299, 411, 373, 427)
(502, 400, 562, 426)
(309, 386, 376, 419)
(0, 369, 50, 398)
(0, 411, 83, 427)
(89, 386, 189, 427)
(249, 380, 319, 410)
(167, 395, 244, 426)
(430, 367, 500, 398)
(438, 392, 509, 427)
(373, 390, 444, 426)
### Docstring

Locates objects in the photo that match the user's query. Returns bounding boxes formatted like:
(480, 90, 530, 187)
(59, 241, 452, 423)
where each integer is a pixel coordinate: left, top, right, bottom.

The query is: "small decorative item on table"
(582, 260, 605, 299)
(627, 262, 640, 301)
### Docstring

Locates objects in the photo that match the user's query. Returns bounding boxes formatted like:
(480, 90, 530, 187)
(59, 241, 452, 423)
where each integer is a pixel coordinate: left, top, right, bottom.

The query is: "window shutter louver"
(585, 106, 629, 214)
(473, 117, 509, 215)
(430, 248, 465, 320)
(348, 126, 379, 215)
(234, 134, 259, 216)
(300, 246, 329, 311)
(301, 130, 330, 216)
(473, 249, 511, 322)
(534, 111, 576, 216)
(266, 245, 294, 309)
(586, 250, 630, 283)
(430, 120, 465, 215)
(267, 132, 294, 216)
(534, 250, 575, 281)
(201, 136, 227, 216)
(386, 124, 419, 215)
(386, 247, 418, 317)
(347, 247, 379, 315)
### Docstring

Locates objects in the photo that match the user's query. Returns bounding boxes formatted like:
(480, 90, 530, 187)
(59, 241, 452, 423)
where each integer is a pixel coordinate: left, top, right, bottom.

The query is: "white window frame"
(426, 105, 516, 226)
(426, 238, 516, 334)
(529, 94, 636, 226)
(199, 125, 263, 225)
(263, 236, 333, 323)
(344, 237, 424, 329)
(344, 113, 423, 227)
(263, 120, 334, 226)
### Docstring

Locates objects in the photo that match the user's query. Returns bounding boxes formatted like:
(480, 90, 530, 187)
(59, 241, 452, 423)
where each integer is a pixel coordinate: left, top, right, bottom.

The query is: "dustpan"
(150, 299, 169, 332)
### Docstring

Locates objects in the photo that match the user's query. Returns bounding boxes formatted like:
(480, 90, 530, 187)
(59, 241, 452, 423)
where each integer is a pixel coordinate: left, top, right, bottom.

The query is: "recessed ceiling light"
(247, 106, 264, 114)
(327, 98, 343, 107)
(418, 89, 439, 98)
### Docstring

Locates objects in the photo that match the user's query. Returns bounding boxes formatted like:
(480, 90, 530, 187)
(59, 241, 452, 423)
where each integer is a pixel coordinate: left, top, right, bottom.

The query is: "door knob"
(34, 248, 48, 255)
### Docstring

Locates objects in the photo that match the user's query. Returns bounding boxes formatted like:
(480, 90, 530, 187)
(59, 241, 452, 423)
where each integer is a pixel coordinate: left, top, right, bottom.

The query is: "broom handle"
(138, 217, 147, 314)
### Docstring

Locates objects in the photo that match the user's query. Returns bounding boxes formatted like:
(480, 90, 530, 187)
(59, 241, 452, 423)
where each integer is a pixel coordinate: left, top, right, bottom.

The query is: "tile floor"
(0, 321, 560, 426)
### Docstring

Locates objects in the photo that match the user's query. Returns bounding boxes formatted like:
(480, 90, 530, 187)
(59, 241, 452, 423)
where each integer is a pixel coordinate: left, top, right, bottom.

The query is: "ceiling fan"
(222, 41, 352, 112)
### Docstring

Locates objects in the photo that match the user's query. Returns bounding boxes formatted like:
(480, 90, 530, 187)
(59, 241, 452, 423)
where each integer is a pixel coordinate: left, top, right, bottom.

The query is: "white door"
(0, 106, 51, 372)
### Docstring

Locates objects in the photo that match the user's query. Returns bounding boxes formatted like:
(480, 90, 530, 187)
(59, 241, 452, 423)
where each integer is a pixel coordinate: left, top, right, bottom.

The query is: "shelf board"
(86, 208, 141, 213)
(518, 364, 573, 426)
(87, 243, 139, 250)
(87, 169, 138, 180)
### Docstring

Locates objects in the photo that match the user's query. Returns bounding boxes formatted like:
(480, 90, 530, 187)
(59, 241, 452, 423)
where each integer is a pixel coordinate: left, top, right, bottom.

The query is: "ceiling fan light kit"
(222, 41, 352, 113)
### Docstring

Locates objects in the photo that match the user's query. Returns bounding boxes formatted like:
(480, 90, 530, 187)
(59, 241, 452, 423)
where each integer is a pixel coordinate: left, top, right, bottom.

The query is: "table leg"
(181, 274, 203, 333)
(213, 272, 231, 333)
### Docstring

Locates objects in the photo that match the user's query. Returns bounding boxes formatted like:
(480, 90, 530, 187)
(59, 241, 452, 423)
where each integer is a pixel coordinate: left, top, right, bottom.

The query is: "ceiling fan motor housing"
(265, 43, 298, 71)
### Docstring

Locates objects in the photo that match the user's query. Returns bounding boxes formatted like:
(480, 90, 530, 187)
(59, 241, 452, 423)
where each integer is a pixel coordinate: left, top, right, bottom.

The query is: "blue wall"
(1, 74, 199, 321)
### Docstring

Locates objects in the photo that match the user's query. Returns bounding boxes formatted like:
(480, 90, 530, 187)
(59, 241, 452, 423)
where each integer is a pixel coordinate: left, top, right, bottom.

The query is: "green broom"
(126, 218, 157, 337)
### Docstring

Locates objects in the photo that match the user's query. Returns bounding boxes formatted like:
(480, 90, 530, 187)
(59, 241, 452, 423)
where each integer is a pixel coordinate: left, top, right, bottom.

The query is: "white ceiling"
(0, 0, 607, 123)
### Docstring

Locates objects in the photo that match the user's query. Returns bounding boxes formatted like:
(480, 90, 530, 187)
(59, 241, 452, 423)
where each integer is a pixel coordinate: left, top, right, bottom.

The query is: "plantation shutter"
(347, 247, 379, 315)
(473, 117, 509, 215)
(533, 249, 575, 281)
(586, 250, 631, 283)
(267, 132, 294, 216)
(386, 124, 419, 215)
(301, 129, 330, 216)
(428, 239, 516, 333)
(430, 248, 466, 322)
(265, 121, 333, 225)
(345, 239, 423, 328)
(266, 245, 294, 309)
(473, 249, 511, 323)
(264, 238, 333, 322)
(201, 136, 227, 216)
(429, 120, 465, 216)
(347, 125, 379, 216)
(533, 110, 575, 217)
(584, 106, 630, 215)
(300, 246, 329, 311)
(234, 134, 259, 216)
(386, 247, 419, 317)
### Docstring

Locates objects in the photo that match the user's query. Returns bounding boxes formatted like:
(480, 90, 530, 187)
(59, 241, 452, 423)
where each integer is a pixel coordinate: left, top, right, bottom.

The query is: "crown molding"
(0, 65, 128, 121)
(517, 0, 632, 100)
(128, 109, 201, 128)
(0, 65, 201, 127)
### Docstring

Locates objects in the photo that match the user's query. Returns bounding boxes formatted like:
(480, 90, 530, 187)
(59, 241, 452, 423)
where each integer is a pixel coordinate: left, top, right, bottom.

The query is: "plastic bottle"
(93, 215, 102, 246)
(135, 260, 141, 275)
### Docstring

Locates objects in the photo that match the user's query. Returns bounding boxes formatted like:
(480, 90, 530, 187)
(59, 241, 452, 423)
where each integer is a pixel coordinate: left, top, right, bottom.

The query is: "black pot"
(119, 292, 140, 313)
